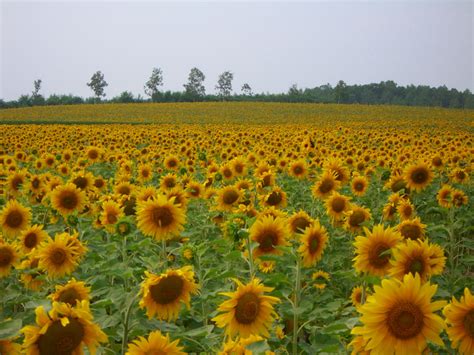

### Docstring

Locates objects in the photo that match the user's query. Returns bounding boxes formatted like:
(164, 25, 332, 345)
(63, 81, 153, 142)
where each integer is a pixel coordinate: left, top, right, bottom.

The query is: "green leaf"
(0, 319, 22, 339)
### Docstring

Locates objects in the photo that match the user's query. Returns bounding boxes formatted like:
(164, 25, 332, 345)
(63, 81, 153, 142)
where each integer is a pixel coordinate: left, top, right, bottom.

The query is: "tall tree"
(241, 83, 253, 96)
(183, 67, 206, 100)
(32, 79, 42, 98)
(144, 67, 164, 100)
(335, 80, 348, 103)
(87, 71, 108, 101)
(215, 71, 233, 99)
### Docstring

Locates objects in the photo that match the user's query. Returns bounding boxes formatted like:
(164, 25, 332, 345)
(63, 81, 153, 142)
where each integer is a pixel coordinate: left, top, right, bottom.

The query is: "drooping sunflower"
(212, 278, 279, 338)
(50, 183, 87, 217)
(443, 287, 474, 354)
(353, 224, 402, 277)
(396, 218, 426, 241)
(139, 266, 199, 321)
(100, 200, 124, 232)
(49, 278, 91, 306)
(351, 175, 369, 197)
(352, 273, 446, 354)
(298, 221, 329, 267)
(344, 205, 372, 233)
(325, 192, 351, 221)
(216, 185, 242, 212)
(324, 158, 350, 184)
(22, 300, 107, 355)
(311, 270, 330, 289)
(126, 330, 186, 355)
(19, 224, 48, 254)
(404, 162, 434, 192)
(0, 199, 31, 237)
(312, 170, 341, 199)
(165, 187, 189, 209)
(38, 232, 86, 279)
(384, 171, 408, 193)
(249, 216, 289, 259)
(0, 241, 19, 277)
(136, 195, 186, 241)
(351, 285, 370, 311)
(287, 210, 314, 236)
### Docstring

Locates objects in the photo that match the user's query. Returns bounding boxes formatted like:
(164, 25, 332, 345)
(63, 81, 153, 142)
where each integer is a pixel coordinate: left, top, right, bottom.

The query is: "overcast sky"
(1, 1, 472, 100)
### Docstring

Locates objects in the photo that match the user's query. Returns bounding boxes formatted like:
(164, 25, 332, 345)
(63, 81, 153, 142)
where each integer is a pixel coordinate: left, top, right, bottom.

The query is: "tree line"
(1, 68, 473, 109)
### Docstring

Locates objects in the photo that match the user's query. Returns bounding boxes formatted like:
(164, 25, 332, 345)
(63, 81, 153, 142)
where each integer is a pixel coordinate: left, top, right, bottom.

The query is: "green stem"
(246, 233, 254, 280)
(162, 238, 168, 268)
(121, 295, 137, 355)
(292, 257, 301, 355)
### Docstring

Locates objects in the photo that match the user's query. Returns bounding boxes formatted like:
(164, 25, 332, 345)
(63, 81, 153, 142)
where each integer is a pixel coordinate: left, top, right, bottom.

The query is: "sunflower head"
(298, 221, 329, 267)
(249, 216, 289, 259)
(0, 241, 19, 277)
(216, 185, 242, 212)
(19, 224, 48, 253)
(0, 199, 31, 237)
(50, 278, 91, 306)
(126, 330, 185, 355)
(344, 205, 372, 233)
(325, 192, 351, 221)
(287, 210, 314, 236)
(50, 183, 87, 217)
(312, 170, 341, 199)
(397, 218, 426, 241)
(404, 163, 434, 192)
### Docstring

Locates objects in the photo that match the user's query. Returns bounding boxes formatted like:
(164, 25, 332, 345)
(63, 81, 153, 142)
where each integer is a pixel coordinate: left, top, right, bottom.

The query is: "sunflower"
(126, 330, 185, 355)
(257, 260, 275, 273)
(165, 187, 189, 208)
(19, 224, 48, 253)
(0, 241, 19, 277)
(324, 158, 350, 184)
(160, 173, 178, 191)
(50, 278, 91, 306)
(288, 160, 307, 179)
(344, 205, 372, 233)
(351, 274, 446, 354)
(186, 181, 204, 199)
(384, 172, 408, 193)
(351, 285, 370, 310)
(216, 185, 242, 212)
(249, 216, 289, 259)
(38, 232, 86, 279)
(353, 225, 402, 277)
(351, 175, 369, 196)
(19, 252, 44, 291)
(452, 189, 468, 207)
(164, 155, 180, 170)
(218, 335, 268, 355)
(437, 184, 453, 208)
(397, 199, 415, 221)
(50, 183, 87, 217)
(261, 187, 287, 209)
(230, 157, 247, 177)
(71, 172, 94, 191)
(298, 221, 329, 267)
(115, 181, 134, 197)
(397, 218, 426, 241)
(136, 195, 186, 241)
(139, 266, 199, 321)
(348, 335, 370, 355)
(7, 170, 27, 197)
(312, 270, 330, 289)
(212, 278, 279, 338)
(22, 300, 107, 355)
(100, 200, 124, 232)
(136, 186, 158, 202)
(312, 170, 341, 199)
(325, 192, 351, 221)
(451, 168, 469, 184)
(443, 287, 474, 354)
(0, 339, 21, 354)
(0, 199, 31, 237)
(287, 210, 314, 235)
(137, 163, 153, 183)
(382, 202, 398, 221)
(404, 163, 433, 192)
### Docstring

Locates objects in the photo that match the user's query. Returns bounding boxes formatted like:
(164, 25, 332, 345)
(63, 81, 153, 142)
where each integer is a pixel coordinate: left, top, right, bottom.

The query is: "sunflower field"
(0, 102, 473, 354)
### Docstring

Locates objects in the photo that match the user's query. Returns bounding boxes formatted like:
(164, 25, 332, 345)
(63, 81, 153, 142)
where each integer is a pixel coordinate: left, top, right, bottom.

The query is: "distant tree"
(144, 67, 164, 100)
(113, 91, 135, 103)
(87, 71, 108, 101)
(32, 80, 42, 98)
(215, 71, 233, 99)
(288, 84, 303, 96)
(184, 67, 206, 100)
(241, 83, 253, 96)
(335, 80, 348, 103)
(31, 79, 45, 105)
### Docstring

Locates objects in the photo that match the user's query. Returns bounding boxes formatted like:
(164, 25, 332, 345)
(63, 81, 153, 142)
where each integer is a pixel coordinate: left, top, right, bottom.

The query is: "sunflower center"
(400, 224, 421, 240)
(319, 179, 334, 193)
(145, 351, 167, 355)
(293, 166, 303, 175)
(88, 150, 99, 160)
(368, 243, 390, 268)
(0, 247, 13, 267)
(235, 164, 244, 173)
(349, 210, 365, 227)
(464, 310, 474, 337)
(6, 210, 23, 228)
(223, 190, 239, 205)
(266, 191, 282, 206)
(331, 197, 346, 213)
(411, 168, 428, 184)
(73, 177, 88, 189)
(60, 192, 78, 210)
(118, 186, 131, 195)
(309, 234, 320, 254)
(258, 231, 278, 252)
(37, 318, 85, 355)
(167, 159, 177, 168)
(408, 258, 424, 275)
(456, 171, 466, 180)
(32, 178, 40, 189)
(107, 213, 118, 224)
(94, 179, 105, 188)
(150, 275, 184, 305)
(165, 178, 176, 188)
(235, 292, 260, 324)
(24, 232, 38, 248)
(51, 249, 67, 266)
(151, 206, 174, 228)
(58, 288, 81, 306)
(12, 176, 23, 190)
(387, 302, 424, 339)
(292, 217, 310, 233)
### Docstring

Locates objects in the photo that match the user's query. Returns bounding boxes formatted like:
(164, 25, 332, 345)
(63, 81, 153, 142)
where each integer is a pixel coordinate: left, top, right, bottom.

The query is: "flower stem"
(246, 233, 254, 280)
(292, 257, 301, 355)
(121, 294, 136, 355)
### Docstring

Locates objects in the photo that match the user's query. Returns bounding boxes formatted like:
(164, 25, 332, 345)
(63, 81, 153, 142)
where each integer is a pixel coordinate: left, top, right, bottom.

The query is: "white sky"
(1, 0, 472, 100)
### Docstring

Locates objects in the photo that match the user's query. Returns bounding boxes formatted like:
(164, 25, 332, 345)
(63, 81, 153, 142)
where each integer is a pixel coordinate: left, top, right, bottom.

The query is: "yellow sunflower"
(50, 183, 87, 217)
(19, 252, 44, 291)
(443, 287, 474, 354)
(216, 185, 242, 212)
(160, 173, 178, 191)
(437, 184, 454, 208)
(212, 278, 279, 338)
(404, 162, 434, 192)
(249, 216, 289, 259)
(397, 199, 415, 221)
(100, 200, 124, 232)
(0, 339, 21, 354)
(218, 334, 268, 355)
(49, 278, 91, 306)
(312, 170, 341, 199)
(287, 210, 314, 236)
(288, 160, 308, 179)
(351, 285, 370, 311)
(136, 195, 186, 241)
(19, 224, 48, 254)
(261, 187, 287, 209)
(0, 199, 31, 237)
(311, 270, 330, 289)
(0, 241, 19, 277)
(139, 266, 199, 321)
(344, 205, 372, 233)
(396, 218, 426, 241)
(38, 232, 86, 279)
(353, 224, 402, 277)
(452, 189, 468, 207)
(352, 274, 446, 354)
(126, 330, 185, 355)
(22, 300, 107, 355)
(298, 221, 329, 267)
(351, 175, 369, 197)
(325, 192, 351, 221)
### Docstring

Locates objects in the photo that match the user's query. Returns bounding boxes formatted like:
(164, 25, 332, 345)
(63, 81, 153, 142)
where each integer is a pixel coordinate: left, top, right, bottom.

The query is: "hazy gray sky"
(1, 1, 472, 100)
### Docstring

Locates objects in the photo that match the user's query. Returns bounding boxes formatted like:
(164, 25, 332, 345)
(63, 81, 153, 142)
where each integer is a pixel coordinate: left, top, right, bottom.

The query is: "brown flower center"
(258, 231, 278, 252)
(349, 210, 366, 227)
(308, 234, 320, 254)
(368, 243, 390, 268)
(107, 213, 118, 224)
(60, 191, 78, 210)
(319, 179, 334, 194)
(400, 224, 422, 240)
(164, 178, 176, 188)
(73, 177, 88, 190)
(150, 275, 184, 304)
(407, 258, 424, 275)
(291, 217, 310, 233)
(12, 176, 23, 191)
(235, 292, 260, 324)
(37, 318, 84, 355)
(151, 206, 174, 228)
(331, 197, 346, 213)
(51, 248, 67, 266)
(387, 302, 424, 339)
(464, 310, 474, 338)
(354, 182, 364, 192)
(24, 232, 38, 249)
(5, 210, 23, 228)
(0, 247, 13, 267)
(410, 168, 428, 184)
(266, 191, 283, 206)
(293, 165, 303, 175)
(58, 288, 81, 306)
(222, 189, 239, 205)
(118, 186, 131, 195)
